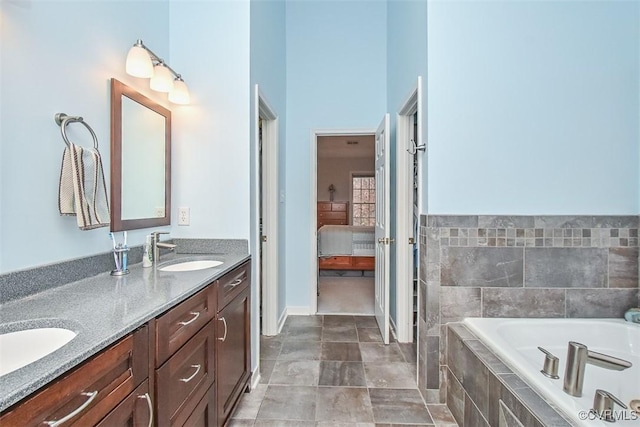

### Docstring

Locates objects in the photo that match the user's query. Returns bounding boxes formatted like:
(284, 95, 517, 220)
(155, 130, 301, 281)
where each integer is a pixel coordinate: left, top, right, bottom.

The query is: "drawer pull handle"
(218, 317, 228, 342)
(179, 364, 202, 383)
(228, 278, 243, 288)
(178, 311, 200, 326)
(44, 391, 98, 426)
(137, 392, 154, 427)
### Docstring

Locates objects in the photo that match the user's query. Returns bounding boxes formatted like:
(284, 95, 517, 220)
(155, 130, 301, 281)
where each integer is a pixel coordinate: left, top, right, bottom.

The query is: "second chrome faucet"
(151, 231, 177, 265)
(563, 341, 632, 397)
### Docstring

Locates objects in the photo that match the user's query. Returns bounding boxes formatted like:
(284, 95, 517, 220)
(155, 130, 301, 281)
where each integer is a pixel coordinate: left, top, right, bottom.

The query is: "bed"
(317, 225, 375, 270)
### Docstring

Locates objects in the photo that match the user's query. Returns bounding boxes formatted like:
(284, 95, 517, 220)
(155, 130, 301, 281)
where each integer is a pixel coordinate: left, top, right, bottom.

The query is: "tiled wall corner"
(417, 214, 640, 407)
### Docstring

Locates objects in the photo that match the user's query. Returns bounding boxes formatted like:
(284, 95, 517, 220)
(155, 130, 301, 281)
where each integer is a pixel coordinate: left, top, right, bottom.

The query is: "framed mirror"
(110, 78, 171, 231)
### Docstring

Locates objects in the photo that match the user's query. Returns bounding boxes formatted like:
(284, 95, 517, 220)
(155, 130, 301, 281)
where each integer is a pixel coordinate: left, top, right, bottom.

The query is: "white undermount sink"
(0, 328, 77, 377)
(159, 259, 223, 272)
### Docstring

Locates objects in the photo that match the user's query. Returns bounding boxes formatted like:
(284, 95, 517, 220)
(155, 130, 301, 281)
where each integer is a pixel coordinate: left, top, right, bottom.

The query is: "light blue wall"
(387, 0, 428, 324)
(250, 0, 287, 352)
(427, 0, 639, 215)
(169, 1, 251, 241)
(0, 1, 169, 273)
(285, 0, 387, 308)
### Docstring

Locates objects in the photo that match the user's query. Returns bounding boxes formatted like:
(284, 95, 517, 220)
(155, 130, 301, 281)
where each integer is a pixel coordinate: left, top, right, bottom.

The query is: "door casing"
(253, 85, 279, 339)
(395, 76, 423, 343)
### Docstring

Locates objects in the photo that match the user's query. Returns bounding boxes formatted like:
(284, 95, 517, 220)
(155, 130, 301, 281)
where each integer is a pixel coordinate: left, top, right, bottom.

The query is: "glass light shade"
(125, 45, 153, 78)
(168, 79, 190, 105)
(150, 64, 174, 93)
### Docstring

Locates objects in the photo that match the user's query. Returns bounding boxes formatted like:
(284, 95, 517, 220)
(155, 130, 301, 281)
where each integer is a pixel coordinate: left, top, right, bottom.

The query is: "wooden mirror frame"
(110, 78, 171, 231)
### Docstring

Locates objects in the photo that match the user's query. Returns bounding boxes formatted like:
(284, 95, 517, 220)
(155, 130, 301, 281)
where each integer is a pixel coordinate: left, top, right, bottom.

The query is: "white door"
(374, 113, 391, 344)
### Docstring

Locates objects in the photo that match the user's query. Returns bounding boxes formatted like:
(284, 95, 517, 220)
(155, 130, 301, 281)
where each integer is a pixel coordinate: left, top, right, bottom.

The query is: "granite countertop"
(0, 251, 250, 412)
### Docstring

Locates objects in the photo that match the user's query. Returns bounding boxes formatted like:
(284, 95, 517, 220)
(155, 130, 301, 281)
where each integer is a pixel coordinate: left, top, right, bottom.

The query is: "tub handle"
(538, 346, 559, 379)
(592, 389, 627, 422)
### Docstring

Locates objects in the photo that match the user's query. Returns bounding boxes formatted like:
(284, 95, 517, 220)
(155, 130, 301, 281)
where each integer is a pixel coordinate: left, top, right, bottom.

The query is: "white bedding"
(318, 225, 375, 257)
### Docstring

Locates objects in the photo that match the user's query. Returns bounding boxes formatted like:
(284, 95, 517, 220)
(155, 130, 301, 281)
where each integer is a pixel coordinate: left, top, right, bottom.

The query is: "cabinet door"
(216, 285, 250, 427)
(183, 385, 216, 427)
(96, 380, 153, 427)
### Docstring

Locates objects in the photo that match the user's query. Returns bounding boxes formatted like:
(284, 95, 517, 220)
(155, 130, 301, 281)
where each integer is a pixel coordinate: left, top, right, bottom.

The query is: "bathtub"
(463, 318, 640, 427)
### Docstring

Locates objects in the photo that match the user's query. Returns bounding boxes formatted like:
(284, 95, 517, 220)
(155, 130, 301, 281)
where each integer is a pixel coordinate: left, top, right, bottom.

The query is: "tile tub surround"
(0, 248, 249, 411)
(417, 215, 639, 404)
(446, 323, 574, 427)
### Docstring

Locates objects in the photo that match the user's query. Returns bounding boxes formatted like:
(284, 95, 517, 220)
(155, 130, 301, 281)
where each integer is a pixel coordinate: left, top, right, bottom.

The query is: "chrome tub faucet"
(563, 341, 632, 397)
(151, 231, 177, 264)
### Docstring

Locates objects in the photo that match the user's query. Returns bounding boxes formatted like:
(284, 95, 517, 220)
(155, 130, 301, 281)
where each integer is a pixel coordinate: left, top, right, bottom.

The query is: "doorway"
(316, 134, 376, 315)
(308, 129, 377, 315)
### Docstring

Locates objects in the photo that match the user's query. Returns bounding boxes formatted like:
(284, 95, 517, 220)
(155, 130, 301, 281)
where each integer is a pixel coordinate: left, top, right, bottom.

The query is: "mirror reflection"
(121, 96, 166, 220)
(110, 78, 171, 231)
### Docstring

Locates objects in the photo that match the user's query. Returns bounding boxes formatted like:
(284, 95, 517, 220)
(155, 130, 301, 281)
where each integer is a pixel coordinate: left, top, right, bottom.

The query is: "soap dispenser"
(142, 235, 153, 268)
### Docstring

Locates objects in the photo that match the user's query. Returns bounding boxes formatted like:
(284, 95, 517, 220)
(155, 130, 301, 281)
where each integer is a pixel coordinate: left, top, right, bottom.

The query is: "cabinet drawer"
(217, 262, 250, 310)
(318, 211, 346, 220)
(156, 322, 215, 427)
(156, 286, 215, 366)
(330, 203, 348, 212)
(318, 256, 352, 269)
(0, 326, 148, 427)
(317, 202, 332, 211)
(96, 380, 153, 427)
(353, 256, 375, 270)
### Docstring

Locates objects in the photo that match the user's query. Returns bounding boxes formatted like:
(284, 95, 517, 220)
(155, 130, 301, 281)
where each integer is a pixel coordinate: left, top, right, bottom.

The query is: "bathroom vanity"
(0, 254, 251, 427)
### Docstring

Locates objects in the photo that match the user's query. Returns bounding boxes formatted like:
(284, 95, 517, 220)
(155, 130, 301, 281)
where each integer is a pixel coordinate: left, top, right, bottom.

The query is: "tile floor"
(229, 315, 458, 427)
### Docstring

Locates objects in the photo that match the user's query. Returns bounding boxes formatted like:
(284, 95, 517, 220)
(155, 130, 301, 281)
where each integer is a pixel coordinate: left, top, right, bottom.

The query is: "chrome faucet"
(563, 341, 632, 397)
(151, 231, 177, 264)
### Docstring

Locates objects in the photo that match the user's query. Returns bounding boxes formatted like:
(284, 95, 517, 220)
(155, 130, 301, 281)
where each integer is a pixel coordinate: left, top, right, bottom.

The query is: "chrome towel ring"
(54, 113, 99, 149)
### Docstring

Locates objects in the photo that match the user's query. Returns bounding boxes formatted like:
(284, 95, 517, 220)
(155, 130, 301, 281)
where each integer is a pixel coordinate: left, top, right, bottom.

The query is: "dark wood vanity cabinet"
(154, 259, 251, 427)
(0, 325, 150, 427)
(0, 259, 251, 427)
(215, 263, 251, 427)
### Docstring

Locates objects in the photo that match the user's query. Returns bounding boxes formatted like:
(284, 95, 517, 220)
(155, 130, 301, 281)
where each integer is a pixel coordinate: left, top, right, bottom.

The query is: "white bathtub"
(463, 318, 640, 427)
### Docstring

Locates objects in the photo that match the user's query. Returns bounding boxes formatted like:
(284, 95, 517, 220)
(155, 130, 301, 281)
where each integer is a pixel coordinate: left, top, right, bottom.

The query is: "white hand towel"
(58, 142, 110, 230)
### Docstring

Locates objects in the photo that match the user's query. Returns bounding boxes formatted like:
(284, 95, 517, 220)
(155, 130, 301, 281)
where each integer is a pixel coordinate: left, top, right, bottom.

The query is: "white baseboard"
(250, 367, 261, 390)
(286, 306, 312, 316)
(277, 308, 288, 334)
(390, 316, 399, 342)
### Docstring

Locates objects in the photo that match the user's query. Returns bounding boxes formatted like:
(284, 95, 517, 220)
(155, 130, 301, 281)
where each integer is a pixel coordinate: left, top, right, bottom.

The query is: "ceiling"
(317, 135, 375, 159)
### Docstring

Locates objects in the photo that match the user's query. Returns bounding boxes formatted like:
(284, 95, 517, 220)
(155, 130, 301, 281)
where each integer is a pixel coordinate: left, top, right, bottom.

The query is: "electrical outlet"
(178, 207, 190, 226)
(155, 207, 165, 217)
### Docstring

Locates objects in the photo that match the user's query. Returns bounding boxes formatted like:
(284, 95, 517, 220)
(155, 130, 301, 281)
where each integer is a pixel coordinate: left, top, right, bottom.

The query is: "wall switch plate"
(155, 207, 165, 217)
(178, 207, 190, 226)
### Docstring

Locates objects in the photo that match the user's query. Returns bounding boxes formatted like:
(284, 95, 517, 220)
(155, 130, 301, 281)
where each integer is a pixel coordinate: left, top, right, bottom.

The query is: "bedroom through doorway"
(316, 134, 376, 315)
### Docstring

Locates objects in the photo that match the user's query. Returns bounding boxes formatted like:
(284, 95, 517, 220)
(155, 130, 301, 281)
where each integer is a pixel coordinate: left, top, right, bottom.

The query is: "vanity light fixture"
(149, 62, 174, 93)
(125, 39, 190, 105)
